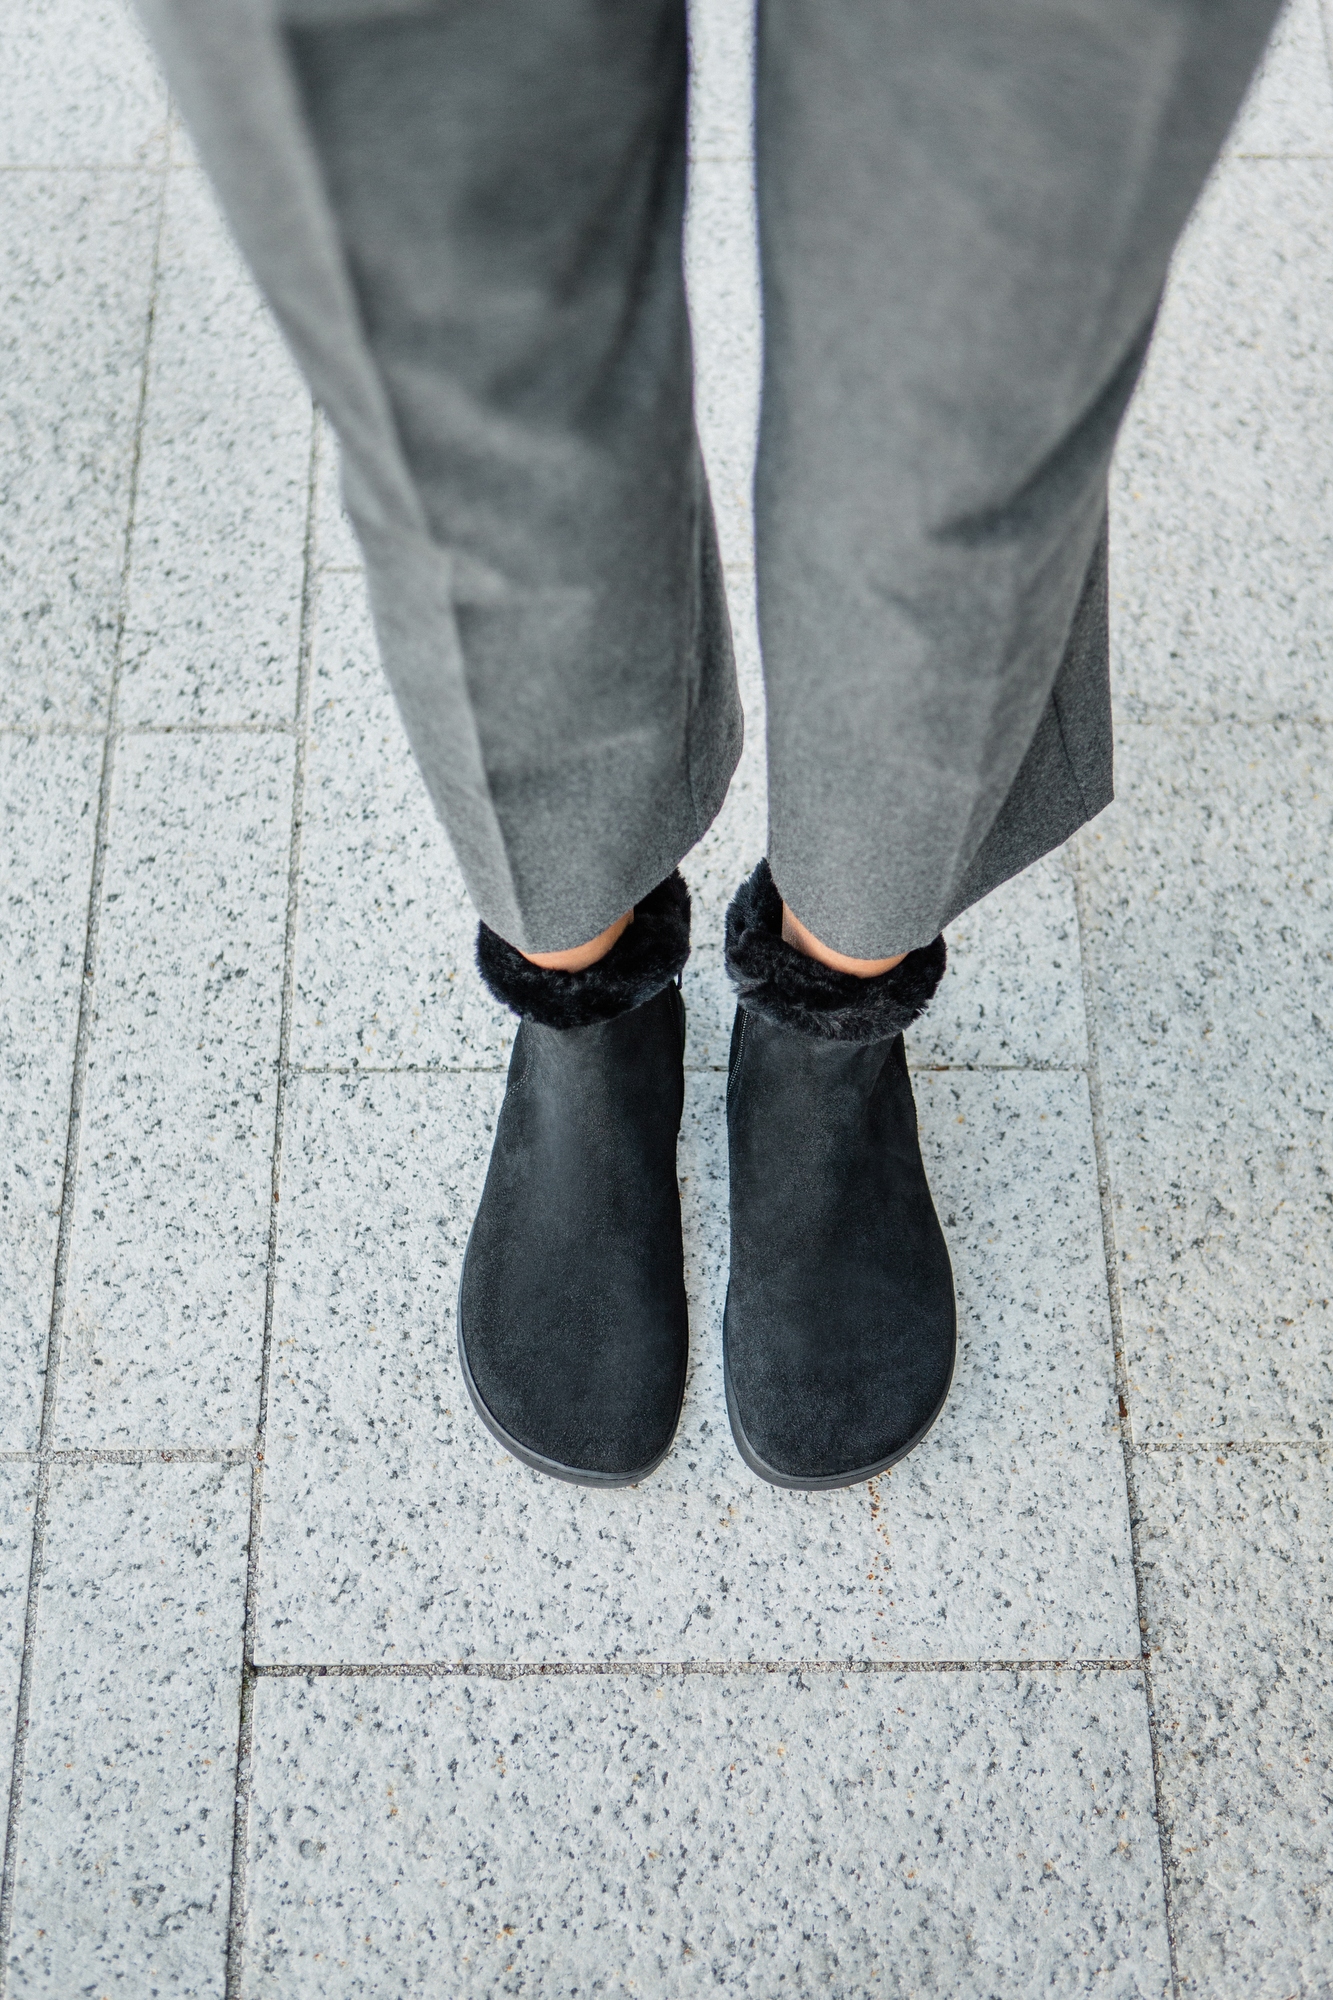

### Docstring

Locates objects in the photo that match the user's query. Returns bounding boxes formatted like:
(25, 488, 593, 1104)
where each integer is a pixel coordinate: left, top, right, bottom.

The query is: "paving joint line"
(0, 163, 170, 2000)
(1117, 710, 1333, 727)
(1072, 828, 1183, 2000)
(223, 397, 321, 2000)
(0, 161, 171, 174)
(119, 719, 297, 736)
(0, 725, 109, 739)
(0, 1447, 256, 1467)
(1136, 1437, 1329, 1453)
(0, 1437, 1312, 1470)
(250, 1656, 1146, 1681)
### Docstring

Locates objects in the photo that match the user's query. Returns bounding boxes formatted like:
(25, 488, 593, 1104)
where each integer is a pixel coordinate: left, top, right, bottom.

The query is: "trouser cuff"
(724, 860, 945, 1044)
(477, 871, 691, 1029)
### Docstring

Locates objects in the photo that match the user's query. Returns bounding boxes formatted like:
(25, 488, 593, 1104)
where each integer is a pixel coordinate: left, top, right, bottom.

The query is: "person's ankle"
(521, 908, 633, 974)
(781, 902, 906, 979)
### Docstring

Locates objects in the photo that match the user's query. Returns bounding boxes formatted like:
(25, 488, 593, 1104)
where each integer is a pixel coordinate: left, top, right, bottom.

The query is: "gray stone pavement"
(1, 1, 1331, 1993)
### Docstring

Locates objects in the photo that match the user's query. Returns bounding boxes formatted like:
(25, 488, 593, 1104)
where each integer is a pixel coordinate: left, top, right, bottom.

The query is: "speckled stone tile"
(688, 0, 754, 162)
(256, 1065, 1134, 1664)
(681, 946, 742, 1069)
(302, 564, 379, 707)
(245, 1669, 1168, 1999)
(119, 168, 313, 726)
(1112, 160, 1333, 721)
(1226, 0, 1333, 158)
(1137, 1447, 1332, 1667)
(0, 172, 160, 727)
(686, 158, 759, 577)
(58, 731, 293, 1447)
(292, 572, 511, 1071)
(0, 0, 168, 167)
(312, 411, 362, 571)
(0, 1465, 37, 1810)
(917, 850, 1088, 1071)
(1135, 1447, 1333, 1998)
(1, 736, 100, 1449)
(1080, 723, 1333, 1441)
(7, 1461, 248, 2000)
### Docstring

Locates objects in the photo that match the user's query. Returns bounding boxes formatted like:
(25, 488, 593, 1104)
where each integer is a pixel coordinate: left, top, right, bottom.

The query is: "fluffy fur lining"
(477, 871, 691, 1029)
(724, 859, 945, 1044)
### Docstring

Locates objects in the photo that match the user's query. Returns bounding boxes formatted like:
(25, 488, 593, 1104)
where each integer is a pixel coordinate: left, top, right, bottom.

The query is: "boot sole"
(455, 1270, 684, 1489)
(722, 1313, 956, 1492)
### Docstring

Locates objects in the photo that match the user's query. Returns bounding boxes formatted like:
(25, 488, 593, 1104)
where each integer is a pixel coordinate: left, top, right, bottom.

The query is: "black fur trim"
(724, 859, 945, 1044)
(477, 871, 691, 1029)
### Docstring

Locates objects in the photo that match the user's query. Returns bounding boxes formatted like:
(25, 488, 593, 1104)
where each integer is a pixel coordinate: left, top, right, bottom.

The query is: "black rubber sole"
(721, 1303, 957, 1492)
(455, 1270, 684, 1489)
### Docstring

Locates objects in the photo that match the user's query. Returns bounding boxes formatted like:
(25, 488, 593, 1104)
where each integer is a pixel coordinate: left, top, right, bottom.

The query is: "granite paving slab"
(119, 167, 313, 727)
(688, 0, 754, 163)
(0, 733, 100, 1450)
(1079, 721, 1333, 1442)
(1135, 1446, 1333, 1998)
(6, 1461, 248, 2000)
(0, 170, 160, 727)
(1225, 0, 1333, 158)
(686, 156, 760, 578)
(1111, 158, 1333, 722)
(917, 851, 1088, 1070)
(256, 1065, 1135, 1665)
(0, 0, 167, 168)
(58, 730, 293, 1447)
(0, 1465, 37, 1811)
(244, 1669, 1169, 2000)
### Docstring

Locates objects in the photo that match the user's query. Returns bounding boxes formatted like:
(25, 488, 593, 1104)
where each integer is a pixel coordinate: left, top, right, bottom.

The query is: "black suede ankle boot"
(458, 872, 691, 1486)
(722, 860, 955, 1489)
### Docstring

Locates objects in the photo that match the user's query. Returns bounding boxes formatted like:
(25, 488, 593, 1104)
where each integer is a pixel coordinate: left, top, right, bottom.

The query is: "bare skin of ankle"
(521, 907, 633, 973)
(517, 899, 904, 979)
(782, 903, 907, 978)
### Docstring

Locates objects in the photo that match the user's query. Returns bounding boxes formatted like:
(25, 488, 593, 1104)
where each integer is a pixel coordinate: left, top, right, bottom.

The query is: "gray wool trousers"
(137, 0, 1279, 958)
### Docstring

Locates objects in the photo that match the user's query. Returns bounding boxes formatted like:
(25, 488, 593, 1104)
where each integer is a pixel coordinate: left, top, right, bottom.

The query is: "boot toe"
(458, 1290, 685, 1485)
(725, 1298, 955, 1487)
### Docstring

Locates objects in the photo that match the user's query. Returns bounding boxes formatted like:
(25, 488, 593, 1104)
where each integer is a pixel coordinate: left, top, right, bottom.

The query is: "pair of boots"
(458, 862, 955, 1490)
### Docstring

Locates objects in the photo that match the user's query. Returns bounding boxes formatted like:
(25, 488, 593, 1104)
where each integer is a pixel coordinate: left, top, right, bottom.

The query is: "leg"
(137, 0, 741, 952)
(755, 0, 1279, 959)
(723, 0, 1281, 1488)
(137, 0, 728, 1482)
